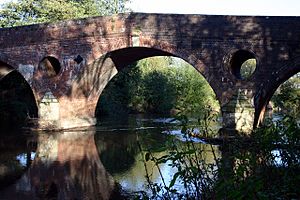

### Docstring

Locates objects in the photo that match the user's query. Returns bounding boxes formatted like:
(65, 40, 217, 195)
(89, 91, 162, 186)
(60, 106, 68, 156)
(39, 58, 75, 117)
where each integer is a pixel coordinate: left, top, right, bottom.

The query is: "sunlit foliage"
(272, 72, 300, 118)
(240, 58, 256, 79)
(0, 0, 130, 27)
(97, 57, 219, 117)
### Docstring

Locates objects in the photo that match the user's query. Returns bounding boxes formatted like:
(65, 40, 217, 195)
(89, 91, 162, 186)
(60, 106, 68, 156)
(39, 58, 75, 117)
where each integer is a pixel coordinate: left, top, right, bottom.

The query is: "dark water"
(0, 115, 220, 199)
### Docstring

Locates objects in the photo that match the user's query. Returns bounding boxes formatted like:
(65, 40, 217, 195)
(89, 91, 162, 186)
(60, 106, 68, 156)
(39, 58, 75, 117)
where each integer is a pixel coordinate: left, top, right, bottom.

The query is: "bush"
(139, 115, 300, 199)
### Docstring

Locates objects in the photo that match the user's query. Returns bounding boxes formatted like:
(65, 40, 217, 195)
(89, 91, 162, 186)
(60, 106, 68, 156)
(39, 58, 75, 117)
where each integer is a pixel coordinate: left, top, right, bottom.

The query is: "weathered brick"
(0, 13, 299, 130)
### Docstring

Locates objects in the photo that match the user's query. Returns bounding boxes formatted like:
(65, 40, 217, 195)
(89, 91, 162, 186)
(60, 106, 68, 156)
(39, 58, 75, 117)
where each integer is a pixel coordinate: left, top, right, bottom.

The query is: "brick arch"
(83, 36, 219, 99)
(100, 37, 221, 96)
(254, 57, 300, 126)
(0, 62, 38, 119)
(75, 46, 221, 118)
(138, 37, 213, 81)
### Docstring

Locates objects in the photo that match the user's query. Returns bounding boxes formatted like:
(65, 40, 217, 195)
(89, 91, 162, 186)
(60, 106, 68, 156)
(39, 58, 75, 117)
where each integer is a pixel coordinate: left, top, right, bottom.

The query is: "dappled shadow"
(73, 47, 173, 98)
(70, 13, 300, 131)
(0, 13, 300, 130)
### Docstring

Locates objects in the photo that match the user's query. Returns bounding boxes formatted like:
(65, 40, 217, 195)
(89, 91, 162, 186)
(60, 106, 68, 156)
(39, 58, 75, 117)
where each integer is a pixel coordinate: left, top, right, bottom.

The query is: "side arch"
(0, 61, 38, 129)
(254, 57, 300, 126)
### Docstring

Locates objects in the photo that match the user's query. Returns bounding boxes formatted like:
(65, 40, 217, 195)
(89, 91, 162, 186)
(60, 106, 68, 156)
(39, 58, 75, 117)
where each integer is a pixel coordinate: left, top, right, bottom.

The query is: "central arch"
(83, 46, 221, 121)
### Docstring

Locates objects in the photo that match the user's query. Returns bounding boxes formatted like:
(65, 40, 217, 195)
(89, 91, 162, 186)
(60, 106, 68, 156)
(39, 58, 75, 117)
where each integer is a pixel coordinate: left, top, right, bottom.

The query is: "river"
(0, 115, 221, 199)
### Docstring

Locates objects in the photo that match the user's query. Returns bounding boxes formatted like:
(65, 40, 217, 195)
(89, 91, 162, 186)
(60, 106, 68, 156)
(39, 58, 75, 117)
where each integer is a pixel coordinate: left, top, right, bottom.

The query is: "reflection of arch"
(0, 134, 37, 190)
(0, 61, 38, 128)
(255, 57, 300, 126)
(86, 47, 220, 117)
(0, 131, 116, 199)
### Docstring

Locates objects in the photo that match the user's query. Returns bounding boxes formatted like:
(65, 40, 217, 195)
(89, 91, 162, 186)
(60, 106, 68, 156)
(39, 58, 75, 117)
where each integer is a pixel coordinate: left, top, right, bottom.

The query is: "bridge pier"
(36, 93, 97, 130)
(37, 115, 96, 131)
(221, 89, 255, 134)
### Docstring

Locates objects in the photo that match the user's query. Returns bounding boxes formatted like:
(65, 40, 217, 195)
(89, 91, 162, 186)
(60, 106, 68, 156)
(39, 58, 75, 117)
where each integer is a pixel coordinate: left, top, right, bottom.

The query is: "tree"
(0, 0, 130, 27)
(97, 56, 220, 117)
(272, 73, 300, 118)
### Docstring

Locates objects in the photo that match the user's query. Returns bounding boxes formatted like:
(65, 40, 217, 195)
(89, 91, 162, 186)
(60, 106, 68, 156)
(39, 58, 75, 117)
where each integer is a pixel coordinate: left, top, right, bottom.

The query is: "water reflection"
(0, 130, 116, 200)
(95, 124, 221, 194)
(0, 115, 298, 199)
(0, 134, 36, 191)
(0, 116, 222, 199)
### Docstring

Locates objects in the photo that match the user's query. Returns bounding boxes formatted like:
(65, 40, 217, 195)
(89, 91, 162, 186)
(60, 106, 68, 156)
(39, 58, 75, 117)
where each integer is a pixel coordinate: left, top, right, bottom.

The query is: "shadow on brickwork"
(1, 13, 300, 130)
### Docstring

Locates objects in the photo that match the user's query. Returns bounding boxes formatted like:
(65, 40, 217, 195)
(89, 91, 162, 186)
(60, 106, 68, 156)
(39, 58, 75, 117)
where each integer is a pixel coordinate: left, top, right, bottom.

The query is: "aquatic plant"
(139, 115, 300, 199)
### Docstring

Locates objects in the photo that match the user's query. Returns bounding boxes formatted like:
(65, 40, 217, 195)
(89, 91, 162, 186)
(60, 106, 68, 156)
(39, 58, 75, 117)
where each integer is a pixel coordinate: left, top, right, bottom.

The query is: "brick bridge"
(0, 13, 300, 132)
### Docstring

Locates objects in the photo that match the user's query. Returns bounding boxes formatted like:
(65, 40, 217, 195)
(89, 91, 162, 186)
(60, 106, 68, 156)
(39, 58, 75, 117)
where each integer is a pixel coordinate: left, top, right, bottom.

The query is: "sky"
(128, 0, 300, 16)
(0, 0, 299, 16)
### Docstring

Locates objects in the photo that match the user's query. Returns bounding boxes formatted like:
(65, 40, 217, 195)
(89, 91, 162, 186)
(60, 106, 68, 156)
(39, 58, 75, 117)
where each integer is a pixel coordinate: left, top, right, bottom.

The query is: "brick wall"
(0, 13, 300, 129)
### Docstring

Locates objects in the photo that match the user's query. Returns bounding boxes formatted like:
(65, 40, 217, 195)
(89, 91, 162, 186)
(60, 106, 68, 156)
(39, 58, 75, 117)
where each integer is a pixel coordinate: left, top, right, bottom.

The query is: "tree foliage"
(97, 57, 220, 118)
(0, 0, 130, 27)
(240, 58, 256, 79)
(272, 73, 300, 118)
